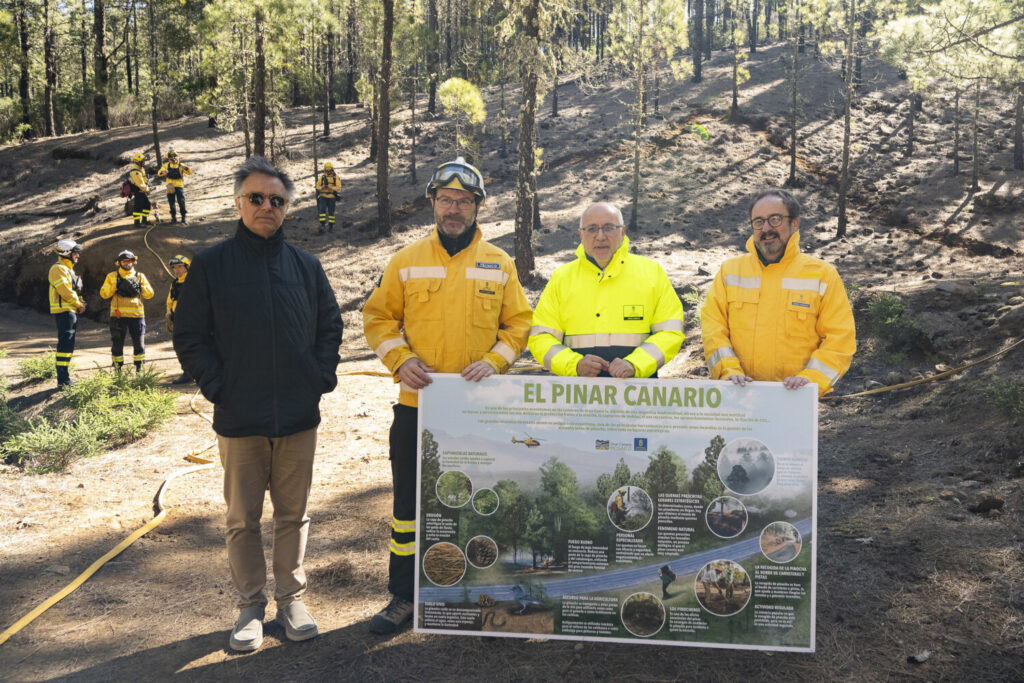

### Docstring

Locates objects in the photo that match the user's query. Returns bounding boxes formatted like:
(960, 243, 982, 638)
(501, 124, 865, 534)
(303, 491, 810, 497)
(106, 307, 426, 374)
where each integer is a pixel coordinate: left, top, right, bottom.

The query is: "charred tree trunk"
(630, 6, 645, 232)
(514, 0, 540, 280)
(692, 0, 704, 83)
(148, 0, 161, 163)
(93, 0, 110, 130)
(952, 87, 961, 176)
(328, 12, 337, 111)
(787, 8, 799, 187)
(410, 62, 418, 182)
(836, 0, 855, 238)
(254, 7, 267, 158)
(377, 0, 394, 237)
(17, 0, 32, 133)
(345, 0, 357, 103)
(706, 0, 713, 58)
(427, 0, 439, 114)
(748, 0, 759, 54)
(1014, 85, 1023, 171)
(322, 40, 330, 137)
(44, 0, 56, 136)
(971, 80, 981, 193)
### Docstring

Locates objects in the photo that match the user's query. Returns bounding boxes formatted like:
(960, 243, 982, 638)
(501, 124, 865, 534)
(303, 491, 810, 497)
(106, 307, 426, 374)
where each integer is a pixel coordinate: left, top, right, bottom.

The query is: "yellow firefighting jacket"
(129, 164, 149, 195)
(166, 271, 187, 318)
(316, 172, 341, 198)
(528, 236, 685, 377)
(99, 267, 154, 318)
(701, 232, 856, 395)
(48, 258, 84, 313)
(157, 161, 192, 190)
(363, 225, 533, 407)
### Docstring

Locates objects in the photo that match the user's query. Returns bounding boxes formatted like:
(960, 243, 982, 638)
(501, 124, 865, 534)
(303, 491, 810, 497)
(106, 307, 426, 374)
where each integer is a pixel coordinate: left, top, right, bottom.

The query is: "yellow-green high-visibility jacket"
(129, 164, 149, 195)
(157, 161, 192, 190)
(316, 172, 341, 198)
(48, 257, 84, 313)
(363, 225, 533, 408)
(701, 232, 856, 395)
(99, 267, 154, 318)
(528, 236, 685, 377)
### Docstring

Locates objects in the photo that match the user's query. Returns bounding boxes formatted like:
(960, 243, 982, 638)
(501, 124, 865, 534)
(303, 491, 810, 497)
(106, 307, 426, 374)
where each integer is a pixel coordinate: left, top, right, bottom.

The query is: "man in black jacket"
(173, 157, 343, 652)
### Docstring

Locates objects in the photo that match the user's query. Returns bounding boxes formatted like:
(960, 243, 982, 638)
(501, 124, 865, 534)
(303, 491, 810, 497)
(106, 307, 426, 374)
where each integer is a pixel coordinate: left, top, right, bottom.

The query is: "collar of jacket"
(745, 230, 802, 268)
(59, 257, 75, 269)
(236, 218, 285, 256)
(118, 266, 136, 277)
(575, 234, 631, 277)
(433, 223, 481, 258)
(176, 272, 188, 283)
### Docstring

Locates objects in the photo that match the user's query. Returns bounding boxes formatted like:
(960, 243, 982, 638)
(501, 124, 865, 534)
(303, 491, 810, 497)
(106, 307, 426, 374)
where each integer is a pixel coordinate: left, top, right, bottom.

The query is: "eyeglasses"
(582, 224, 623, 236)
(435, 196, 476, 210)
(750, 214, 790, 230)
(240, 192, 288, 209)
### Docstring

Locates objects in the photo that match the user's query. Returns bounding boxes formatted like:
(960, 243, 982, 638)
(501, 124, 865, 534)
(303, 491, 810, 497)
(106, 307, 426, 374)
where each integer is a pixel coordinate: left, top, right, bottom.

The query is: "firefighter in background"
(315, 162, 341, 233)
(157, 150, 194, 225)
(165, 254, 193, 384)
(99, 250, 154, 371)
(48, 239, 86, 387)
(128, 154, 152, 227)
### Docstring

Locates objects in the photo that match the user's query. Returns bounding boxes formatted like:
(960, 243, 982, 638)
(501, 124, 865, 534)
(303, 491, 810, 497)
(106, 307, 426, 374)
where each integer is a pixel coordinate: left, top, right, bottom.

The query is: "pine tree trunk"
(730, 5, 739, 119)
(17, 0, 32, 133)
(377, 0, 394, 237)
(706, 0, 713, 58)
(514, 0, 540, 280)
(749, 0, 758, 53)
(239, 28, 252, 159)
(254, 7, 266, 158)
(692, 0, 703, 83)
(971, 80, 980, 193)
(552, 63, 559, 117)
(787, 6, 798, 187)
(630, 8, 645, 232)
(345, 0, 357, 103)
(81, 2, 89, 103)
(44, 0, 56, 136)
(328, 13, 336, 111)
(124, 12, 133, 94)
(952, 87, 960, 176)
(427, 0, 439, 114)
(132, 7, 139, 95)
(1014, 85, 1023, 171)
(410, 61, 418, 182)
(148, 0, 161, 163)
(905, 93, 917, 157)
(322, 39, 330, 137)
(93, 0, 109, 130)
(836, 0, 855, 238)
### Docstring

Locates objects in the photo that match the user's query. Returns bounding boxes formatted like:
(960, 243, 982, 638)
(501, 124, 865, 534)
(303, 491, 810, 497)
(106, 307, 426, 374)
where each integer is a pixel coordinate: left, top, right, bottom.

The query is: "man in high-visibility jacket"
(165, 254, 192, 384)
(157, 150, 193, 225)
(315, 162, 341, 233)
(48, 239, 86, 387)
(701, 188, 856, 395)
(528, 202, 684, 378)
(362, 156, 532, 634)
(99, 250, 154, 370)
(128, 154, 151, 227)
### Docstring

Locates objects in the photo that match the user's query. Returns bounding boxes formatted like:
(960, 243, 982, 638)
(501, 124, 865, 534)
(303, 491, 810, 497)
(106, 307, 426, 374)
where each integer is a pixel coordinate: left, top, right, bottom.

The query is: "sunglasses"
(240, 192, 288, 209)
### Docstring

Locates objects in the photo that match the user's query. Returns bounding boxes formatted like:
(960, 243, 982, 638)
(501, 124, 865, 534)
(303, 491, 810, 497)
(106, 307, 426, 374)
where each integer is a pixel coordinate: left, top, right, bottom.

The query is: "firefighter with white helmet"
(165, 254, 193, 383)
(99, 249, 154, 370)
(128, 154, 152, 227)
(315, 161, 340, 233)
(48, 239, 86, 387)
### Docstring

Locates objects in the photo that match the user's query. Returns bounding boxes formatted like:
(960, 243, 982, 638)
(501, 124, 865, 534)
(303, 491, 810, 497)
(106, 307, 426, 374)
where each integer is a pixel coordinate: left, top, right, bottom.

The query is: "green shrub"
(986, 377, 1024, 420)
(0, 347, 9, 359)
(18, 350, 61, 383)
(0, 377, 28, 440)
(0, 419, 102, 473)
(866, 292, 907, 326)
(689, 124, 710, 140)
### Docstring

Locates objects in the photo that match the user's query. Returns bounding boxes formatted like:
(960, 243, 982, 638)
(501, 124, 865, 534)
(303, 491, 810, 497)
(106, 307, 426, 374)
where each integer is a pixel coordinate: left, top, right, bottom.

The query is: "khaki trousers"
(218, 427, 317, 609)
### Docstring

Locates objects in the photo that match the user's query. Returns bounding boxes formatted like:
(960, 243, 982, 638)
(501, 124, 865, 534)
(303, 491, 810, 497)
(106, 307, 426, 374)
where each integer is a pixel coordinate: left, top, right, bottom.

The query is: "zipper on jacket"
(264, 241, 280, 435)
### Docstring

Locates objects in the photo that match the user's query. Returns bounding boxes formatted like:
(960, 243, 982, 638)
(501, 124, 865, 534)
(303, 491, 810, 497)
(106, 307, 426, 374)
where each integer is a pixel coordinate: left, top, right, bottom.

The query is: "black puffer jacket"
(173, 220, 343, 438)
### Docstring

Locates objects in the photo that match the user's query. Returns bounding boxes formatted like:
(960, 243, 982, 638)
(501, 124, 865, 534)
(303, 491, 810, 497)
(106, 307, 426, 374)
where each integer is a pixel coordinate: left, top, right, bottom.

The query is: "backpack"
(120, 175, 133, 198)
(116, 274, 142, 298)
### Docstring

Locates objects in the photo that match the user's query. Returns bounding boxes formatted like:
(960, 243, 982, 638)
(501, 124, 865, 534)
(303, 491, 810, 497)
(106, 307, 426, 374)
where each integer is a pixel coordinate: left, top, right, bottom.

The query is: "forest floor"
(0, 43, 1023, 681)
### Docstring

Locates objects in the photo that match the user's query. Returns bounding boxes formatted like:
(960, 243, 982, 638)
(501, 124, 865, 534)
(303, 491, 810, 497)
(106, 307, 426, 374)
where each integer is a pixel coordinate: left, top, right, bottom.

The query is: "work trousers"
(166, 186, 186, 220)
(218, 427, 317, 609)
(109, 316, 146, 369)
(54, 311, 78, 385)
(132, 193, 151, 226)
(317, 196, 336, 231)
(387, 404, 418, 601)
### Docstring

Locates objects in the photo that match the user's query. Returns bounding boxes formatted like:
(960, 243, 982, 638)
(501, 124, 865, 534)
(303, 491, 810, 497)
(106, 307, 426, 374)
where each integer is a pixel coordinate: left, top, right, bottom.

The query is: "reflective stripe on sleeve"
(707, 346, 737, 370)
(391, 517, 416, 533)
(637, 342, 666, 368)
(805, 358, 840, 384)
(782, 277, 828, 296)
(398, 266, 447, 281)
(529, 325, 564, 341)
(374, 335, 408, 360)
(650, 319, 684, 332)
(465, 267, 510, 285)
(724, 274, 761, 289)
(490, 341, 516, 364)
(564, 333, 647, 348)
(389, 539, 416, 556)
(543, 344, 570, 371)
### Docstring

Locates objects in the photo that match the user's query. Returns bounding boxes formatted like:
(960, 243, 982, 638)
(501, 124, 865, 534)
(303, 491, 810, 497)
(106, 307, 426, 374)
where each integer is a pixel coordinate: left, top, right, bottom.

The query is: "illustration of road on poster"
(414, 375, 817, 652)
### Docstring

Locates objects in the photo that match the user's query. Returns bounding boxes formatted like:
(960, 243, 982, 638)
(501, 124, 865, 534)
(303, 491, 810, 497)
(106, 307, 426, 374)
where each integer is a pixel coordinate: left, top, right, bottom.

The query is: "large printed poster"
(414, 375, 817, 652)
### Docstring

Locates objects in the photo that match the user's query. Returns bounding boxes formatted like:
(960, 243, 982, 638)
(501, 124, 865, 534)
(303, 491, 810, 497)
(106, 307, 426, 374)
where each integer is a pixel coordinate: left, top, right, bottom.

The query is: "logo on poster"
(634, 438, 648, 451)
(595, 440, 610, 450)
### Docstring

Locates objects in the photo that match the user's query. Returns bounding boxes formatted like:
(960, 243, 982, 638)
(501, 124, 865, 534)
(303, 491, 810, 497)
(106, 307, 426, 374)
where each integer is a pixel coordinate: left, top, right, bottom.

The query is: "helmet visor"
(429, 163, 483, 197)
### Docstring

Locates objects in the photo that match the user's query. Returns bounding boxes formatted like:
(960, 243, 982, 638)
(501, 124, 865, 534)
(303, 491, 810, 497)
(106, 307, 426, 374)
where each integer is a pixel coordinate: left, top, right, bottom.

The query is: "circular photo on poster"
(472, 488, 499, 516)
(705, 496, 748, 538)
(620, 592, 666, 637)
(760, 521, 803, 563)
(466, 535, 498, 569)
(435, 470, 472, 508)
(422, 542, 466, 586)
(694, 560, 751, 617)
(606, 485, 654, 532)
(717, 438, 775, 496)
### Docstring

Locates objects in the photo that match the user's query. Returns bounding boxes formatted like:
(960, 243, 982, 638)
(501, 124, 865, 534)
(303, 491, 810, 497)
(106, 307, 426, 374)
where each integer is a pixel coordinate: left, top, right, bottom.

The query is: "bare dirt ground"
(1, 44, 1023, 681)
